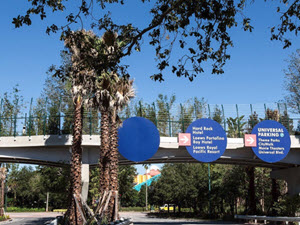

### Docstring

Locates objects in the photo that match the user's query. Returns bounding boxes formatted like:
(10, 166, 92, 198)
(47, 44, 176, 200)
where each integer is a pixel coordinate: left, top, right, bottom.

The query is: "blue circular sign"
(186, 118, 227, 162)
(251, 120, 291, 163)
(118, 117, 160, 162)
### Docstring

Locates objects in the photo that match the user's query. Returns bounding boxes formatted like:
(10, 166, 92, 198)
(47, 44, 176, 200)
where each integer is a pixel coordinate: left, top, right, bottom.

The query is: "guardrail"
(235, 215, 300, 225)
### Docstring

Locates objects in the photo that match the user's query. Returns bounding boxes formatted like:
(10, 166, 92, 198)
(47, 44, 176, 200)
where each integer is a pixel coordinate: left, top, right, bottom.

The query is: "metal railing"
(235, 214, 300, 225)
(0, 98, 299, 138)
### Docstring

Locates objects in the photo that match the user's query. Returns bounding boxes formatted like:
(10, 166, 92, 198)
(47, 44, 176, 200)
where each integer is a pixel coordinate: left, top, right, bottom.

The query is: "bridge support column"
(81, 164, 89, 203)
(270, 167, 300, 196)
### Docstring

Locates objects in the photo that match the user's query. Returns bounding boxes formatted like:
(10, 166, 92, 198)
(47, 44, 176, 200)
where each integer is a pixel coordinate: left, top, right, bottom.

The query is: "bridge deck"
(0, 135, 299, 168)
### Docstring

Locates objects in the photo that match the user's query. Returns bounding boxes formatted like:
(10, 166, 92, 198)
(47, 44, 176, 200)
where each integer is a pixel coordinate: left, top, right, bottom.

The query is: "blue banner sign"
(118, 117, 160, 162)
(186, 118, 227, 162)
(251, 120, 291, 163)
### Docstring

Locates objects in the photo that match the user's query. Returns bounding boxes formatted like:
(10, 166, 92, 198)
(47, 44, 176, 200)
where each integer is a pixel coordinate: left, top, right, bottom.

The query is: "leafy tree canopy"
(13, 0, 300, 81)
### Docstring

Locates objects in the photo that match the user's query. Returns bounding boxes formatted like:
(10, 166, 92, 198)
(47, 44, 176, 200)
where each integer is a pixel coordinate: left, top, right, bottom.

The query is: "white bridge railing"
(235, 215, 300, 225)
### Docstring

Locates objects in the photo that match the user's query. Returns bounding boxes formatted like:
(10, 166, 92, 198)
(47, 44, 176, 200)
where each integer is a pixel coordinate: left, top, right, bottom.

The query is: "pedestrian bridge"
(0, 135, 299, 168)
(1, 134, 300, 195)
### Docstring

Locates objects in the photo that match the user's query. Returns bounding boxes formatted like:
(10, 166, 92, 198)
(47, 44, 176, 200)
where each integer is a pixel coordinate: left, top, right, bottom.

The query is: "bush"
(0, 215, 10, 221)
(6, 207, 45, 212)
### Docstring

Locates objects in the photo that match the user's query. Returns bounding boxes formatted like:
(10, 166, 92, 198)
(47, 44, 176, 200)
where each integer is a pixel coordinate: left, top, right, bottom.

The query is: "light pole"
(144, 165, 149, 211)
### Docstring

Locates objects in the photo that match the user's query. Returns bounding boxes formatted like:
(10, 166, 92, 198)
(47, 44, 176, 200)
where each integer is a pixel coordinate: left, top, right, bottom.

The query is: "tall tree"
(13, 1, 300, 81)
(284, 49, 300, 113)
(156, 94, 176, 136)
(54, 30, 98, 225)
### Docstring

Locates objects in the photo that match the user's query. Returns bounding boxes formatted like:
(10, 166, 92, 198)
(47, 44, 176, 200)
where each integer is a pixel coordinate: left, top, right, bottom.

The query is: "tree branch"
(123, 0, 185, 56)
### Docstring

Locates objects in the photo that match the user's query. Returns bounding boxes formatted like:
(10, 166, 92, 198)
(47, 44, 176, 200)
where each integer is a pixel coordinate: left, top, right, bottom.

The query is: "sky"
(1, 1, 300, 174)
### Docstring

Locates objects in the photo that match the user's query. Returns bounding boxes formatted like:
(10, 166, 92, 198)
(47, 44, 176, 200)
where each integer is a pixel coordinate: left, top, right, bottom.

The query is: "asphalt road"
(119, 212, 243, 225)
(0, 212, 62, 225)
(1, 211, 243, 225)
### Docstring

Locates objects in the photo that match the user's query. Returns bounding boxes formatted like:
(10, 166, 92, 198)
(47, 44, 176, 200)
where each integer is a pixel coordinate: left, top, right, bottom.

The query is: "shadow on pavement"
(18, 217, 54, 225)
(134, 223, 241, 225)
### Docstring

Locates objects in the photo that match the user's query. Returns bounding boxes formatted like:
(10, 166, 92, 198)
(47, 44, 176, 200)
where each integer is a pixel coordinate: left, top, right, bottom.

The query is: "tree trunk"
(65, 97, 83, 225)
(107, 112, 119, 222)
(271, 179, 279, 216)
(246, 166, 256, 215)
(99, 109, 111, 220)
(0, 167, 6, 217)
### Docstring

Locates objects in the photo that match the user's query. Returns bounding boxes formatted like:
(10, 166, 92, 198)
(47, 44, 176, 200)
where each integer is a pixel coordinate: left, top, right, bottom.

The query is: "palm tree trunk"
(66, 96, 83, 225)
(100, 109, 110, 193)
(0, 167, 6, 217)
(107, 111, 119, 221)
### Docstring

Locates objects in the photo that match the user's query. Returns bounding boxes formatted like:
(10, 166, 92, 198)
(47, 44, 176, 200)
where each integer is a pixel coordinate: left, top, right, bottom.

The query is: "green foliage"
(226, 116, 246, 138)
(88, 165, 138, 207)
(156, 94, 176, 136)
(13, 1, 300, 81)
(6, 164, 70, 209)
(120, 206, 144, 212)
(118, 166, 138, 207)
(272, 195, 300, 216)
(150, 164, 208, 213)
(212, 106, 223, 125)
(0, 215, 10, 221)
(0, 85, 24, 136)
(284, 49, 300, 113)
(6, 207, 45, 212)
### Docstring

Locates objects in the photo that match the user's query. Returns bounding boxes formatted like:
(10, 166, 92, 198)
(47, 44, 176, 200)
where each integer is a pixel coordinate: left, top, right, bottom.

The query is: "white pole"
(46, 192, 49, 212)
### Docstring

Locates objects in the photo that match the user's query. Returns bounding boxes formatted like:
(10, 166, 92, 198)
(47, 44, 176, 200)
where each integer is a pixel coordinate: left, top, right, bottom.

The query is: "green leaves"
(13, 0, 300, 81)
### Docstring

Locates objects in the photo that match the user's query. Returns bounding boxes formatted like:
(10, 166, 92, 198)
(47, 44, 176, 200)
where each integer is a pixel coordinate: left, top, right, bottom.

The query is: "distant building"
(134, 165, 161, 185)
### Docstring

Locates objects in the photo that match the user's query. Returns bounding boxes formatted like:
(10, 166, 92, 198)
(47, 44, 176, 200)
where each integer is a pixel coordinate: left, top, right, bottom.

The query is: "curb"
(45, 217, 133, 225)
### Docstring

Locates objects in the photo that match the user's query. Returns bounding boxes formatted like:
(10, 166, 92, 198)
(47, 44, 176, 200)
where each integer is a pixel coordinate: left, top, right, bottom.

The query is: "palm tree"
(107, 77, 135, 220)
(62, 30, 98, 225)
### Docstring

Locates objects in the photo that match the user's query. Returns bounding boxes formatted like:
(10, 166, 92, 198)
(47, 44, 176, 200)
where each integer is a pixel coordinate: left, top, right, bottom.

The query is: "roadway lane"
(119, 212, 243, 225)
(1, 212, 62, 225)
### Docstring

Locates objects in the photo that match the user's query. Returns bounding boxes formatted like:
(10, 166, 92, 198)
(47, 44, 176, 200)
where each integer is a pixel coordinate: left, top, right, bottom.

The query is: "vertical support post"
(194, 103, 197, 120)
(58, 96, 62, 135)
(13, 99, 19, 138)
(153, 103, 157, 127)
(208, 163, 211, 218)
(139, 101, 143, 117)
(89, 110, 92, 136)
(208, 104, 211, 119)
(10, 116, 13, 136)
(297, 103, 300, 113)
(0, 99, 3, 137)
(264, 103, 267, 119)
(277, 103, 282, 123)
(4, 188, 7, 213)
(236, 104, 241, 138)
(81, 164, 90, 203)
(24, 113, 27, 136)
(250, 104, 254, 129)
(221, 104, 226, 131)
(180, 104, 185, 132)
(166, 103, 172, 137)
(145, 181, 148, 211)
(284, 103, 290, 133)
(28, 98, 33, 138)
(46, 192, 49, 212)
(43, 98, 48, 136)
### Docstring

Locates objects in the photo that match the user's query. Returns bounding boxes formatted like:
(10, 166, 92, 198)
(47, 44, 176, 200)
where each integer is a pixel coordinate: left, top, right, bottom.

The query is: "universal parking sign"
(251, 120, 291, 163)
